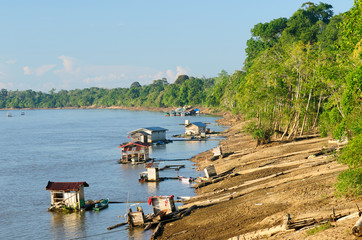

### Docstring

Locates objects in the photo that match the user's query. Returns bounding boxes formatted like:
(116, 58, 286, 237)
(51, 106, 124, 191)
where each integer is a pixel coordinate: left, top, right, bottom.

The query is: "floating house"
(185, 120, 207, 135)
(129, 127, 168, 143)
(45, 181, 89, 210)
(119, 141, 150, 164)
(148, 195, 176, 216)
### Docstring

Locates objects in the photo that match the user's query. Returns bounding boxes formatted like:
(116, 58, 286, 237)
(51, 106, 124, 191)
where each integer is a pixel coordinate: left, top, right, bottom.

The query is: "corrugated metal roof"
(129, 127, 168, 134)
(190, 122, 206, 127)
(118, 141, 150, 148)
(144, 127, 168, 132)
(130, 131, 150, 135)
(45, 181, 89, 191)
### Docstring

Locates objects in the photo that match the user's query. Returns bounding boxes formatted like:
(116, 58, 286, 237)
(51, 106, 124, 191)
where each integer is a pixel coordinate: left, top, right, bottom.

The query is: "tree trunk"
(300, 90, 312, 136)
(280, 112, 294, 141)
(352, 216, 362, 237)
(312, 95, 323, 129)
(287, 111, 300, 140)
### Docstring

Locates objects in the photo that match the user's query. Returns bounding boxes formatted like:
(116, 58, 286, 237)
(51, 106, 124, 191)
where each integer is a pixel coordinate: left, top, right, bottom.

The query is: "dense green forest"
(1, 2, 361, 196)
(0, 75, 216, 109)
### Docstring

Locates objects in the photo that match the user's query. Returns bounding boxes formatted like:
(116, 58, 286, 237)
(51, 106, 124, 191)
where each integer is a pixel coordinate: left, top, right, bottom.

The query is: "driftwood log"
(352, 216, 362, 237)
(107, 222, 127, 230)
(151, 222, 164, 240)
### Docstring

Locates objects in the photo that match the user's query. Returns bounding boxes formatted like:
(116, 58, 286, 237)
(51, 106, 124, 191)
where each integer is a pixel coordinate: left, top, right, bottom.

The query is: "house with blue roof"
(185, 120, 207, 135)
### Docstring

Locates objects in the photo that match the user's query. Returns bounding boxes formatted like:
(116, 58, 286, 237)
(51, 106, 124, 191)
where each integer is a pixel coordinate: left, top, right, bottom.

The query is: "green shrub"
(335, 168, 362, 198)
(338, 134, 362, 168)
(244, 122, 273, 146)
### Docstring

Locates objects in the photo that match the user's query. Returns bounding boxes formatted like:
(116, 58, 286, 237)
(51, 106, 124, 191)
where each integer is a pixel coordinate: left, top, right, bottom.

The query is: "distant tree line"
(0, 75, 216, 109)
(1, 1, 360, 197)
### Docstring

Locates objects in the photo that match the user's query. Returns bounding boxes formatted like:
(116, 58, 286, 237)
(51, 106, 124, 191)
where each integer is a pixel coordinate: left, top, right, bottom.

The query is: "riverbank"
(158, 114, 359, 240)
(1, 105, 221, 114)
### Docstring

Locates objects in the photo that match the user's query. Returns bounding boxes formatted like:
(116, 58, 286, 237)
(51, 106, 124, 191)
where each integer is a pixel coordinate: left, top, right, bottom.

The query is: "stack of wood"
(285, 211, 348, 230)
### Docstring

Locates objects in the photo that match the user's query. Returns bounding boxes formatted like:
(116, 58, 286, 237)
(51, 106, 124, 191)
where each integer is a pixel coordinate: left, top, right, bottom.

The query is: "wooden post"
(352, 216, 362, 237)
(283, 213, 291, 230)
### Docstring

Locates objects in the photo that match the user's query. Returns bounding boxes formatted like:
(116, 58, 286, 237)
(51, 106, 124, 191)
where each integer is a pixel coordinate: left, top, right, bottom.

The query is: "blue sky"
(0, 0, 354, 92)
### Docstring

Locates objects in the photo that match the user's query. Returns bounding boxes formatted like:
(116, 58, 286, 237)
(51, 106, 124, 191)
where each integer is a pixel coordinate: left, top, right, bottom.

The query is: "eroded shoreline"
(158, 114, 358, 240)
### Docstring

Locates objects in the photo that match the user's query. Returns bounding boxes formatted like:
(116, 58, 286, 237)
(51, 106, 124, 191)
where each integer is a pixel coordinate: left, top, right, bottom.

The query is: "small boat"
(93, 198, 109, 211)
(179, 176, 194, 183)
(21, 112, 25, 115)
(139, 171, 148, 182)
(6, 112, 12, 117)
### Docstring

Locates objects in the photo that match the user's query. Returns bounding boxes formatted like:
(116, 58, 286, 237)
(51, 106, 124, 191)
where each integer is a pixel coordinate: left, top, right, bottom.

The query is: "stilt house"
(45, 181, 89, 209)
(119, 141, 150, 163)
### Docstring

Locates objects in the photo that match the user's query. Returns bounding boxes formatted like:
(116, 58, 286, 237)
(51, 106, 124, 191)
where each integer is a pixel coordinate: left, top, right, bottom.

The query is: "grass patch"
(306, 222, 333, 236)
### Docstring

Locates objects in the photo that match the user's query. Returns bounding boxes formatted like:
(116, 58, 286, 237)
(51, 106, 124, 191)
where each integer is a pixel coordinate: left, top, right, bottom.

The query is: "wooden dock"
(159, 165, 185, 171)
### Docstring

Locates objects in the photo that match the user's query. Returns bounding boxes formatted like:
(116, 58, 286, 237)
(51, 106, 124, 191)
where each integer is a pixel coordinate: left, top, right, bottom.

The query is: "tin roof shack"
(45, 181, 89, 211)
(185, 121, 207, 135)
(129, 131, 150, 144)
(118, 141, 150, 164)
(148, 195, 176, 216)
(129, 127, 168, 143)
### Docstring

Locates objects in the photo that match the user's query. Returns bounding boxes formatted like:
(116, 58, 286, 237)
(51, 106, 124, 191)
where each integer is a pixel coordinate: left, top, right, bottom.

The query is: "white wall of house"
(147, 168, 159, 181)
(144, 130, 166, 142)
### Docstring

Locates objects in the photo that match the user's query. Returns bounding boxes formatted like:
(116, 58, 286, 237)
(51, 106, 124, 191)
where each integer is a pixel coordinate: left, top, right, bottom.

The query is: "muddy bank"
(158, 114, 358, 240)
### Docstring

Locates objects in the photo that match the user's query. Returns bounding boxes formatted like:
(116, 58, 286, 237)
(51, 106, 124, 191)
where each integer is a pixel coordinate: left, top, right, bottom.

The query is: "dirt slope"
(159, 115, 359, 240)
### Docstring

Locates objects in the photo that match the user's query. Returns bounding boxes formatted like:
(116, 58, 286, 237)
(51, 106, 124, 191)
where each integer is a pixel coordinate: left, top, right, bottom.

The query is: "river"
(0, 109, 225, 240)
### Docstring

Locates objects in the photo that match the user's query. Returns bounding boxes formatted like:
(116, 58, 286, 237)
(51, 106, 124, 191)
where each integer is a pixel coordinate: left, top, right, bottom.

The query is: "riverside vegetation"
(1, 1, 361, 201)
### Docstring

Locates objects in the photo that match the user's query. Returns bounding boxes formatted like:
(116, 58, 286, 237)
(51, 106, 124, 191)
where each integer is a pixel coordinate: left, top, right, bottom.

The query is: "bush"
(338, 134, 362, 168)
(335, 168, 362, 198)
(244, 122, 273, 146)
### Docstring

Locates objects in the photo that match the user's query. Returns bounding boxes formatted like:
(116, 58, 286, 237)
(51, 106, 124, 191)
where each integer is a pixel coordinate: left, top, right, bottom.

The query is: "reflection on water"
(50, 211, 86, 240)
(145, 181, 159, 195)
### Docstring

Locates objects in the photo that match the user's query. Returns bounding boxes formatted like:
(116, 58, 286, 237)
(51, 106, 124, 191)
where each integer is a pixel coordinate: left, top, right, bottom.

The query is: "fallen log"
(151, 222, 164, 240)
(143, 222, 153, 231)
(352, 216, 362, 237)
(179, 205, 197, 218)
(107, 222, 127, 230)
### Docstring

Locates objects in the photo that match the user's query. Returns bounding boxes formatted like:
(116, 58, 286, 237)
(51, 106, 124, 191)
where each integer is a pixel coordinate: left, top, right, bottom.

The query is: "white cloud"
(176, 66, 188, 77)
(0, 82, 5, 88)
(36, 64, 56, 76)
(166, 69, 175, 81)
(5, 60, 16, 64)
(58, 55, 74, 73)
(165, 66, 189, 82)
(23, 66, 32, 75)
